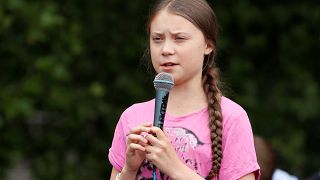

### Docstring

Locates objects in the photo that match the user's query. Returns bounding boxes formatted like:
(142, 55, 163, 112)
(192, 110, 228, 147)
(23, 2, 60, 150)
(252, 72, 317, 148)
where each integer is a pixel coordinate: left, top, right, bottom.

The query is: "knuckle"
(151, 154, 158, 160)
(127, 134, 135, 139)
(155, 148, 162, 154)
(158, 141, 166, 148)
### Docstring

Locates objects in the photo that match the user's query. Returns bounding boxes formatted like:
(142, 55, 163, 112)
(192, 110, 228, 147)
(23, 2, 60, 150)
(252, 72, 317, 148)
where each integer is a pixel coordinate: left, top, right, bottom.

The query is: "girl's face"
(149, 10, 213, 86)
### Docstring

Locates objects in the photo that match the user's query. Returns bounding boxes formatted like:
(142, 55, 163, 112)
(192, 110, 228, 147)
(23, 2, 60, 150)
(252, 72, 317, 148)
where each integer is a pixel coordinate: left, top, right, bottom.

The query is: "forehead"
(150, 10, 200, 34)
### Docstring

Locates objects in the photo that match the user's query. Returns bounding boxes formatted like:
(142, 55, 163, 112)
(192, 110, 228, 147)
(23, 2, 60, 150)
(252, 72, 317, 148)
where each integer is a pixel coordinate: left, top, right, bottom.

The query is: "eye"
(175, 36, 186, 42)
(151, 36, 162, 43)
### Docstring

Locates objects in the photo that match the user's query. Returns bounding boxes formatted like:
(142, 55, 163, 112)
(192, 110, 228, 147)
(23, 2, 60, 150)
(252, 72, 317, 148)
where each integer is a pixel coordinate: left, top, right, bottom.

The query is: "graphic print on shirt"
(136, 126, 207, 180)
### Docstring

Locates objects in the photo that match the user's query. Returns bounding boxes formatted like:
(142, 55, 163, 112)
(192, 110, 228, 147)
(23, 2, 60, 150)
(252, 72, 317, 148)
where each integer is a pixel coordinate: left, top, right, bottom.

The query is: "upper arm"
(218, 113, 260, 179)
(110, 167, 120, 180)
(238, 173, 255, 180)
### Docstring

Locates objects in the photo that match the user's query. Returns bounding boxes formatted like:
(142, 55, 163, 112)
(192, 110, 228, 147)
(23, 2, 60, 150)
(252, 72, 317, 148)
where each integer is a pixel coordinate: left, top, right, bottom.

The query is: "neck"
(166, 80, 208, 117)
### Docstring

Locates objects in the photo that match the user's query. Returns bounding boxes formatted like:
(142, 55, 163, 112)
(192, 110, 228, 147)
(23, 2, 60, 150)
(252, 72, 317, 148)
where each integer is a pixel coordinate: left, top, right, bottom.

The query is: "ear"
(204, 42, 214, 55)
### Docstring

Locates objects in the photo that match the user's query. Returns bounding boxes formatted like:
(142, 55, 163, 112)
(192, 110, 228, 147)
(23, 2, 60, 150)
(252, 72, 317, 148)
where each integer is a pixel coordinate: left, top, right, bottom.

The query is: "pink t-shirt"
(108, 96, 260, 180)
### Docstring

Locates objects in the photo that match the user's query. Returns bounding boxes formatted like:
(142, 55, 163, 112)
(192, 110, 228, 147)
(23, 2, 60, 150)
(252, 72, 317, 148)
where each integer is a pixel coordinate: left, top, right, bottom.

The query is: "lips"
(159, 62, 178, 72)
(161, 62, 178, 67)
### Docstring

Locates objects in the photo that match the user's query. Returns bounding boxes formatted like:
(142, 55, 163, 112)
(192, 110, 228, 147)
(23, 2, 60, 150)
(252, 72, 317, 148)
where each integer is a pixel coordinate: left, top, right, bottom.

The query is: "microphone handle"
(153, 90, 169, 130)
(153, 90, 169, 180)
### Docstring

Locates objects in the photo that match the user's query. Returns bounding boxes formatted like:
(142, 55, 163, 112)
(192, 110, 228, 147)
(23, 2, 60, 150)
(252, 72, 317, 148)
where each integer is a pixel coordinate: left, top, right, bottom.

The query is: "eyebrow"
(150, 32, 190, 36)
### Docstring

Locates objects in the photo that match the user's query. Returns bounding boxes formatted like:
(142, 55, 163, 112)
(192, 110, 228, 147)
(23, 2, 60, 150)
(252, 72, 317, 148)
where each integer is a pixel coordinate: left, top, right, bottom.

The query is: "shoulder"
(221, 96, 247, 118)
(219, 97, 259, 180)
(220, 96, 251, 131)
(118, 99, 155, 128)
(122, 99, 155, 115)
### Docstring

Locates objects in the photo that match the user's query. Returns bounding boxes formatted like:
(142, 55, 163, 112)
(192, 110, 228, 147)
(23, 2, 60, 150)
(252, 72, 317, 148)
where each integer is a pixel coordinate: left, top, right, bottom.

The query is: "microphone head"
(153, 72, 174, 91)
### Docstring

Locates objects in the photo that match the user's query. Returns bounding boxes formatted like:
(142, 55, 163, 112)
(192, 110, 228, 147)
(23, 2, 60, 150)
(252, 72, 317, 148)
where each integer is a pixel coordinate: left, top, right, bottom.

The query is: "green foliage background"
(0, 0, 319, 179)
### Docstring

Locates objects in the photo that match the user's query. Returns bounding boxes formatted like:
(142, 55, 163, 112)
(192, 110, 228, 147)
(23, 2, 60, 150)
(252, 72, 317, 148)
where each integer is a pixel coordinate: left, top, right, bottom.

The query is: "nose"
(161, 40, 175, 56)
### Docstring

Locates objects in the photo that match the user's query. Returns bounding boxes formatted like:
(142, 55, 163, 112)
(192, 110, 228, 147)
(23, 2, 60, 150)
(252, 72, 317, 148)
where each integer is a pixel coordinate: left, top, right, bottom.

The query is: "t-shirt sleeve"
(219, 113, 260, 180)
(108, 112, 128, 171)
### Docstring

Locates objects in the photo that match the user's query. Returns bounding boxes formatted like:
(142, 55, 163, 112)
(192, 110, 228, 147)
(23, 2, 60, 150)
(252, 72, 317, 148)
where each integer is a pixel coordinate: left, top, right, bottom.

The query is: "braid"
(203, 55, 223, 179)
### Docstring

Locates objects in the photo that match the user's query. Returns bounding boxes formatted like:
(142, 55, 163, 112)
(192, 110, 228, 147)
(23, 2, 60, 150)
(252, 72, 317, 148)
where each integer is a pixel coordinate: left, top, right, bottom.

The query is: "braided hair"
(146, 0, 223, 178)
(203, 53, 223, 178)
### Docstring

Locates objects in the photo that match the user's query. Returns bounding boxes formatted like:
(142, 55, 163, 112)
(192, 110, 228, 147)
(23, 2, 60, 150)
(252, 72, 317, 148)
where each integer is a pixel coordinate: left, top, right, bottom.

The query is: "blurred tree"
(214, 0, 320, 177)
(0, 0, 319, 179)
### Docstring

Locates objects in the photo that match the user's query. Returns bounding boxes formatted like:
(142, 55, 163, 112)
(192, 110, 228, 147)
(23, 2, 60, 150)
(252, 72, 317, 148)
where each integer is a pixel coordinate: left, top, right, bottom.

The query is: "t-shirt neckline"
(165, 106, 208, 121)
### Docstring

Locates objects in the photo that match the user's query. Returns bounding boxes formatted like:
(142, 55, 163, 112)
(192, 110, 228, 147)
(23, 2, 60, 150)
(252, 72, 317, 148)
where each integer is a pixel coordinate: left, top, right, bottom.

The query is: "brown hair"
(147, 0, 222, 178)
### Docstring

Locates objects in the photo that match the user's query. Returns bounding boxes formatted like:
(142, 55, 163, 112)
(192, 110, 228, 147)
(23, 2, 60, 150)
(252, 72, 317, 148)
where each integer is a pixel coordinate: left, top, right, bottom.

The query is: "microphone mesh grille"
(153, 72, 174, 91)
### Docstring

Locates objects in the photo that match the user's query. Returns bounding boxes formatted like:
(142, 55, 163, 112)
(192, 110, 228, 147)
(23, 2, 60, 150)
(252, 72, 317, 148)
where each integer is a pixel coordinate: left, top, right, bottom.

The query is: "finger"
(150, 126, 166, 140)
(129, 122, 152, 135)
(145, 144, 159, 153)
(129, 143, 146, 152)
(145, 133, 162, 146)
(163, 128, 170, 137)
(127, 134, 148, 144)
(144, 145, 162, 162)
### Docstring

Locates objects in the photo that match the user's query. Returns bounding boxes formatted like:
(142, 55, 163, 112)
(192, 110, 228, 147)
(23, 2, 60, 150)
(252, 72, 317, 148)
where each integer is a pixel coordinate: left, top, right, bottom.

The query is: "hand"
(123, 122, 152, 174)
(145, 127, 184, 178)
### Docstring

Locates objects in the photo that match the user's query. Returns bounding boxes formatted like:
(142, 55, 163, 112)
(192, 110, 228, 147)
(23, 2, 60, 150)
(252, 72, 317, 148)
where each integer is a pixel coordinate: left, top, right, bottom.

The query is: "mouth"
(161, 62, 178, 67)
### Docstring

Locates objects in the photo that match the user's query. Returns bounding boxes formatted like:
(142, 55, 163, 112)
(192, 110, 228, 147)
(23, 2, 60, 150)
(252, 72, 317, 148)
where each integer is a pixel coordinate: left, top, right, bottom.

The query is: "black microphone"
(153, 72, 174, 130)
(152, 72, 174, 180)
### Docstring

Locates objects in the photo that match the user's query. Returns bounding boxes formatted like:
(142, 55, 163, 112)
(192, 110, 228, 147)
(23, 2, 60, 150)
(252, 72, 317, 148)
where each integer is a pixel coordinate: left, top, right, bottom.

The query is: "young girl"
(109, 0, 260, 179)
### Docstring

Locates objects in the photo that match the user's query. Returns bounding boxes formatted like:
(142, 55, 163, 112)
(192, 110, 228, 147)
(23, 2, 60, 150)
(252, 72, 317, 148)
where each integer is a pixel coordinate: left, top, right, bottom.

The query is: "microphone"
(152, 72, 174, 180)
(153, 72, 174, 130)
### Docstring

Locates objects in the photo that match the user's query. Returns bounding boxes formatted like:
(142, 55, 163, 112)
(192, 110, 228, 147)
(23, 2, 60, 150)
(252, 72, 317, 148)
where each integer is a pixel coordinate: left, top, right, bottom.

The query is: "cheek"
(149, 45, 158, 57)
(149, 48, 160, 72)
(181, 46, 205, 63)
(183, 41, 206, 56)
(150, 49, 157, 63)
(192, 44, 206, 63)
(186, 52, 205, 70)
